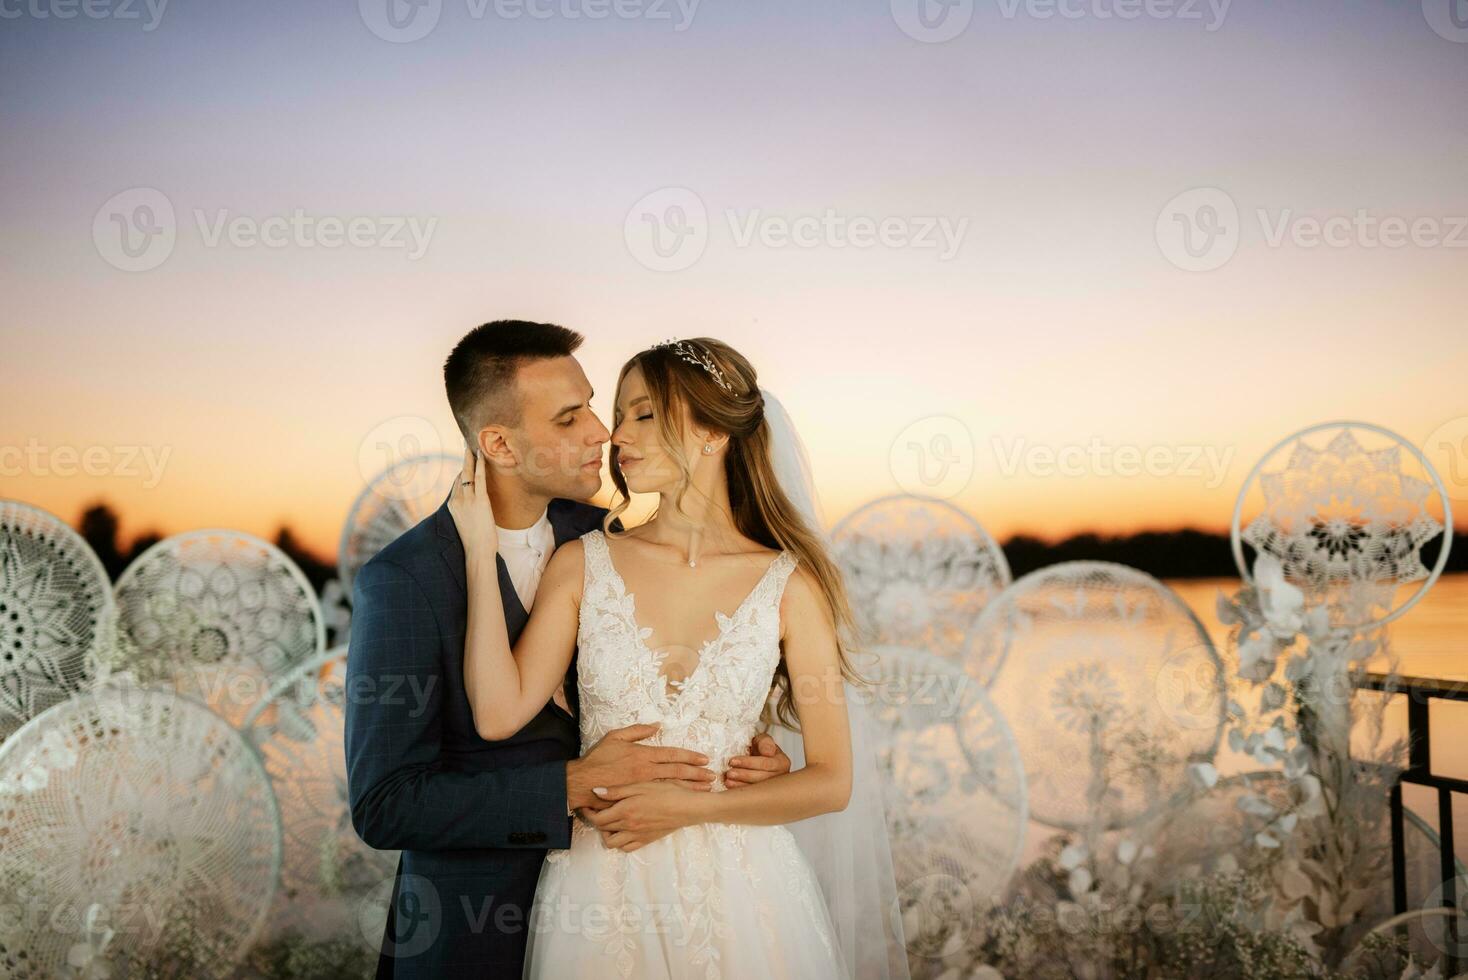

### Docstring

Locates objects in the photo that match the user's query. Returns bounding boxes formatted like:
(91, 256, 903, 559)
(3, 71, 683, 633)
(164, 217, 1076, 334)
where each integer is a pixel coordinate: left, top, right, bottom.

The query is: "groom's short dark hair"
(444, 319, 584, 441)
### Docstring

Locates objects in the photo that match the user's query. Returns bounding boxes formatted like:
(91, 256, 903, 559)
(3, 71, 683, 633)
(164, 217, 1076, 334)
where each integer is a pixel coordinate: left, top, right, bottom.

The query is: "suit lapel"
(434, 495, 528, 636)
(546, 497, 587, 548)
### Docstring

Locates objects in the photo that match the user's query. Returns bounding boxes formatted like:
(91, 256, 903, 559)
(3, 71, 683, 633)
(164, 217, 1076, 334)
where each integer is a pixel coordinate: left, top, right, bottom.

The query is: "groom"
(345, 319, 792, 978)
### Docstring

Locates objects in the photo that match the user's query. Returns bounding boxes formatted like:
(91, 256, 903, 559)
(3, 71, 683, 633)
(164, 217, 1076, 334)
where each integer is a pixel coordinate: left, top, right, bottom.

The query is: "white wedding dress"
(522, 529, 846, 979)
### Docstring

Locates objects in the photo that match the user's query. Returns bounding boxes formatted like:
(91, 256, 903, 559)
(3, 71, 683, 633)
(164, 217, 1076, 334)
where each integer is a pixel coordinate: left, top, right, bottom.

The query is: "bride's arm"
(464, 540, 583, 741)
(588, 565, 852, 845)
(449, 449, 581, 742)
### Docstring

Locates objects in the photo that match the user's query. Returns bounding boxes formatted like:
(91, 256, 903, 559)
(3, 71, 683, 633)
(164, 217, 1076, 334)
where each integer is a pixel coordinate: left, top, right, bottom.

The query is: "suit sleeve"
(344, 556, 573, 852)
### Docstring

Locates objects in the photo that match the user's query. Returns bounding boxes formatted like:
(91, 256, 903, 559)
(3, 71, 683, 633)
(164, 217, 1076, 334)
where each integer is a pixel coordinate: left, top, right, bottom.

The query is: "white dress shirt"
(496, 508, 555, 611)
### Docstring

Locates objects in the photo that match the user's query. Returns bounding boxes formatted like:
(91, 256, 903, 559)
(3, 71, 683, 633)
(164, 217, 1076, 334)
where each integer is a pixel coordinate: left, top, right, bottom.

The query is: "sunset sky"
(4, 0, 1466, 560)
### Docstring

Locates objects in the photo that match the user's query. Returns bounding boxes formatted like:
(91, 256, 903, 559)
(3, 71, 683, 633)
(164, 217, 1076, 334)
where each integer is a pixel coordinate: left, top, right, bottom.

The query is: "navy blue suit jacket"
(344, 494, 608, 978)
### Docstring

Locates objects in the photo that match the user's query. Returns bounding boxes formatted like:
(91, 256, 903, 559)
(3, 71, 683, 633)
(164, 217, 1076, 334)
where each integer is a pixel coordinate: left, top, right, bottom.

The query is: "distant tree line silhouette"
(78, 503, 337, 594)
(1002, 526, 1464, 580)
(72, 501, 1467, 599)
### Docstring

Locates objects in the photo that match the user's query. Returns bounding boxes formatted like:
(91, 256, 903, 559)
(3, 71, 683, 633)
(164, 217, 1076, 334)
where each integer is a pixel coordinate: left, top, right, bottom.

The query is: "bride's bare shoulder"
(544, 537, 588, 579)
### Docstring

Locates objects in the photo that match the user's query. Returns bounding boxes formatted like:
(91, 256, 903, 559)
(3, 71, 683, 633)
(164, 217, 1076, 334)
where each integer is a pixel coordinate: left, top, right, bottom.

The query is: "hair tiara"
(648, 338, 735, 393)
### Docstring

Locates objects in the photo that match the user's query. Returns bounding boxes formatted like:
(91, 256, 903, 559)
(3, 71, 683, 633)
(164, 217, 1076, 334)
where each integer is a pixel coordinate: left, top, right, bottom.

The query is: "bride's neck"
(648, 467, 739, 558)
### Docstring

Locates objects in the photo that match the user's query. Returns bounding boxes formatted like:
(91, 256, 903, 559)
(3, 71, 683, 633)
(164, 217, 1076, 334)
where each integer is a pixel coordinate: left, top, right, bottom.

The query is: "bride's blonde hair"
(603, 337, 862, 729)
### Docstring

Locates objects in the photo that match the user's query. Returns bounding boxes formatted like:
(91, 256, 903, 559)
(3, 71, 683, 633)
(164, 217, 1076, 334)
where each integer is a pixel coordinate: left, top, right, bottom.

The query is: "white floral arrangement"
(938, 553, 1456, 980)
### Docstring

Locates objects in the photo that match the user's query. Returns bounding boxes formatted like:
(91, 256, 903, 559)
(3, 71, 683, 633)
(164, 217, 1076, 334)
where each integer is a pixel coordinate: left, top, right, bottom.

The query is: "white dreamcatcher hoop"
(0, 686, 281, 978)
(112, 529, 325, 727)
(241, 645, 398, 970)
(0, 500, 113, 743)
(865, 643, 1028, 907)
(1230, 420, 1452, 633)
(338, 452, 461, 595)
(982, 561, 1226, 832)
(830, 495, 1011, 669)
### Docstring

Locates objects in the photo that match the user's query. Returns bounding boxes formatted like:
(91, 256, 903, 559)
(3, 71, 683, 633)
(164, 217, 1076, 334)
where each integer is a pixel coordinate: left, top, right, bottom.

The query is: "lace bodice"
(575, 529, 798, 784)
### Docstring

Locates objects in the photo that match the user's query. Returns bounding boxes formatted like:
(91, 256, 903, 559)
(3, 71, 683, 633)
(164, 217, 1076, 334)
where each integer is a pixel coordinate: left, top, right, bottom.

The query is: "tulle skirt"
(524, 816, 846, 979)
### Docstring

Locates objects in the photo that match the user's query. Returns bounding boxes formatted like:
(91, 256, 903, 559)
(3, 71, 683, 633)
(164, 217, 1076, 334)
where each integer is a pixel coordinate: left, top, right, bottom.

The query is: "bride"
(448, 337, 873, 978)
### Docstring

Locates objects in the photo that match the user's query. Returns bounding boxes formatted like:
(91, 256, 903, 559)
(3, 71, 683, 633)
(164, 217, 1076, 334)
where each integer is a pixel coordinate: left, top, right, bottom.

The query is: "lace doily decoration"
(982, 561, 1225, 831)
(1230, 421, 1452, 633)
(830, 496, 1011, 667)
(113, 530, 325, 727)
(0, 687, 280, 978)
(0, 500, 112, 743)
(865, 643, 1028, 920)
(241, 645, 398, 967)
(338, 452, 460, 595)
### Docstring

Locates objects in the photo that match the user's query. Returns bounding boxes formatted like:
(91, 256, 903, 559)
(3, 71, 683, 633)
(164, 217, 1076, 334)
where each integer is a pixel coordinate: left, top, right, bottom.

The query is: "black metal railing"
(1357, 671, 1468, 971)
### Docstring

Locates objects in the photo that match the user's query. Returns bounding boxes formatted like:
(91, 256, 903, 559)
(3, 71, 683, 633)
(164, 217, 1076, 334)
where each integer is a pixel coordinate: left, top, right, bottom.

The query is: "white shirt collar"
(496, 508, 552, 550)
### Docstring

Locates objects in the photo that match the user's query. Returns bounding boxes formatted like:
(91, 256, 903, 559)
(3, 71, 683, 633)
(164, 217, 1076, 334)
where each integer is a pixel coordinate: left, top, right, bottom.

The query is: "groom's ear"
(477, 426, 518, 468)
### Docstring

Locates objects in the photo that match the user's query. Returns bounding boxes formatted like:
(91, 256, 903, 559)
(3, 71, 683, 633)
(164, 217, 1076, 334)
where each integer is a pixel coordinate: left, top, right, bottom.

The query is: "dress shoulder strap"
(579, 529, 611, 587)
(767, 550, 800, 607)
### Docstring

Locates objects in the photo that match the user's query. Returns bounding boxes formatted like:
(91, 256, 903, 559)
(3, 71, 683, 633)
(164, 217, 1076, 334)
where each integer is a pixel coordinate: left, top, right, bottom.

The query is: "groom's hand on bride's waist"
(565, 722, 716, 812)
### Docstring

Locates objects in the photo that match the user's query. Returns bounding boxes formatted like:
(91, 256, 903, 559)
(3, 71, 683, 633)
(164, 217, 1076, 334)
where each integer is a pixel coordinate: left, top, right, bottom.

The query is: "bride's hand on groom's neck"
(447, 445, 498, 559)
